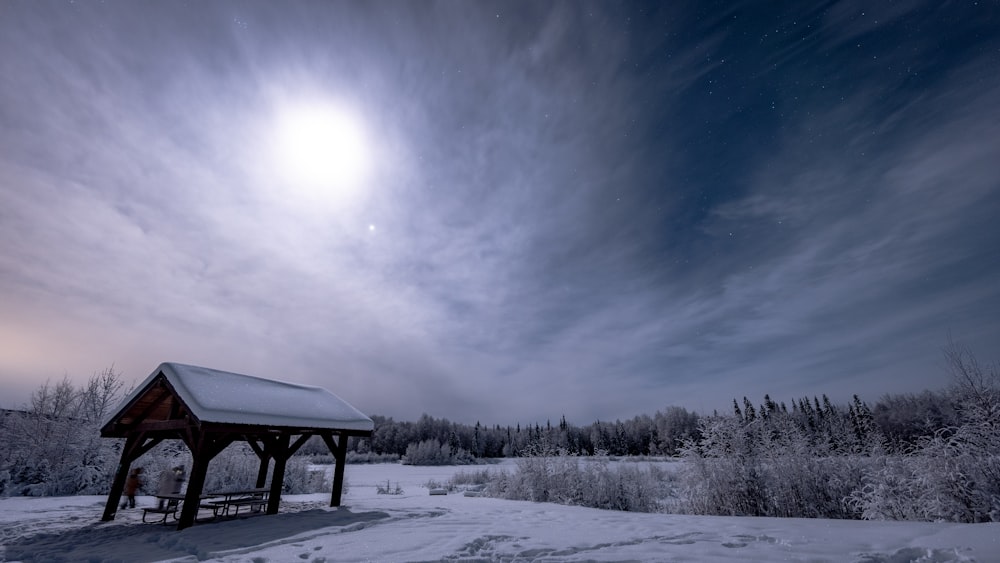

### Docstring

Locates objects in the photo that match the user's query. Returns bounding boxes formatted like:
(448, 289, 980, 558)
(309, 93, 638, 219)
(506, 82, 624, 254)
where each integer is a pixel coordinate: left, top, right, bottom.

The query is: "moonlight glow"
(274, 102, 371, 193)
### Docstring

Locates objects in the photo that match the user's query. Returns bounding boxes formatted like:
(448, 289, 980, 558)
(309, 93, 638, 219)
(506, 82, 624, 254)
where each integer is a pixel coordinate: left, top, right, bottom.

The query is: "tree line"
(331, 406, 701, 462)
(334, 385, 973, 463)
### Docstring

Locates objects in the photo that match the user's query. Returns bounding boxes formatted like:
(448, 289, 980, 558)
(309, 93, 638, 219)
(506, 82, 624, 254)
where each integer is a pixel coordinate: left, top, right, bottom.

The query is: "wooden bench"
(209, 497, 268, 516)
(198, 503, 224, 519)
(142, 504, 178, 524)
(144, 494, 218, 523)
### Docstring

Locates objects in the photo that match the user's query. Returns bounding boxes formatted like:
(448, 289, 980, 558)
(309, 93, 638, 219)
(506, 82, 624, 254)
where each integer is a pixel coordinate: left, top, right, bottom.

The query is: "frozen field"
(1, 460, 997, 562)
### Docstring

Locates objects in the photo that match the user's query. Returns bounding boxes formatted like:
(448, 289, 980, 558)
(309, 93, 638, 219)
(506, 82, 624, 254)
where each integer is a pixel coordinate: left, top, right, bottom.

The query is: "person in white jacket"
(156, 466, 186, 509)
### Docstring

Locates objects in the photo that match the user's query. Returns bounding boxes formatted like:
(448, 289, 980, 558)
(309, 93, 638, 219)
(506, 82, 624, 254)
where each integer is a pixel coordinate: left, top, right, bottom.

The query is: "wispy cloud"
(0, 2, 996, 422)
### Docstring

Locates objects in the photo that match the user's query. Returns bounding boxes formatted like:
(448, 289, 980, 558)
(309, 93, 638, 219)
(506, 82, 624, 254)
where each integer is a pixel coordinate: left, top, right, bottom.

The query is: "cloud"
(0, 2, 996, 423)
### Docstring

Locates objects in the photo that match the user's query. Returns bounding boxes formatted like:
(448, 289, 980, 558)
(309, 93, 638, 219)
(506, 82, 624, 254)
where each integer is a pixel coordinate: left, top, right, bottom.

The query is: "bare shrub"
(480, 450, 670, 512)
(449, 468, 493, 487)
(376, 480, 403, 495)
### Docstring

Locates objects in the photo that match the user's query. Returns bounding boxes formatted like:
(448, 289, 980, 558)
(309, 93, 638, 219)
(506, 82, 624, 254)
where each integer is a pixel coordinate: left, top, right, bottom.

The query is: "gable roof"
(102, 362, 373, 436)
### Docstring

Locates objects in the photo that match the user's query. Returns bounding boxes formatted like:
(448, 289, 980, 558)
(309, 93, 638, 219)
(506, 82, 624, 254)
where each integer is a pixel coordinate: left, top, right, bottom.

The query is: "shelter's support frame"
(102, 428, 360, 528)
(100, 370, 371, 529)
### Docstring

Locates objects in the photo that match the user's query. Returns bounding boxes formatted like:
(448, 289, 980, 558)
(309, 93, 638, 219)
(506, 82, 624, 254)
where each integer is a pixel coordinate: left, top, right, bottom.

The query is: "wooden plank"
(130, 419, 195, 433)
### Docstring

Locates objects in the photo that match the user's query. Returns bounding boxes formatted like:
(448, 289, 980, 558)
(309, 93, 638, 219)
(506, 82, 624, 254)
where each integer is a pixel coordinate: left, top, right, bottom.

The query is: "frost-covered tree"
(850, 344, 1000, 523)
(652, 406, 700, 456)
(402, 439, 474, 465)
(680, 396, 870, 519)
(0, 367, 129, 496)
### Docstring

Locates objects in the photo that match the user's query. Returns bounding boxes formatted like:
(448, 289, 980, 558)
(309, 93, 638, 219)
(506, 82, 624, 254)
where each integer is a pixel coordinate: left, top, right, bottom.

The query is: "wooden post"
(266, 434, 289, 515)
(176, 433, 234, 530)
(329, 433, 349, 507)
(177, 433, 211, 530)
(101, 435, 138, 521)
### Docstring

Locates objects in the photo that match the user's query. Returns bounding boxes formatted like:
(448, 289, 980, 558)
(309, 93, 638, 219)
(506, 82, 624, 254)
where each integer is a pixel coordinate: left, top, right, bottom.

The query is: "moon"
(273, 101, 371, 195)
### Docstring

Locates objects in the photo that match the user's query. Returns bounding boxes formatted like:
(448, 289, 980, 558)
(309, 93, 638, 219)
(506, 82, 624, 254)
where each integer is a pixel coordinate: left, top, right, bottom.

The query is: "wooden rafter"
(127, 385, 170, 424)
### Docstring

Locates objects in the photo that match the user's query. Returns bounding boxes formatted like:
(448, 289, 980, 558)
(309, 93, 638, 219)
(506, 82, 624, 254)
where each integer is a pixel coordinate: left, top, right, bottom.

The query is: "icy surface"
(106, 362, 373, 432)
(2, 461, 997, 562)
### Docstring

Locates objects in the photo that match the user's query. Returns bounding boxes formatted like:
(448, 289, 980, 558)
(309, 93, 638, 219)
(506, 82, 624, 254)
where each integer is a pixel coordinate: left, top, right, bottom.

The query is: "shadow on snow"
(4, 507, 390, 563)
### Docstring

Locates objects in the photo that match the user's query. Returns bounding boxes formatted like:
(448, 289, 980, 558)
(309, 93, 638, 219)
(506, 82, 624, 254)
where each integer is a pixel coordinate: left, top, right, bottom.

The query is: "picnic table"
(142, 488, 270, 524)
(205, 487, 270, 517)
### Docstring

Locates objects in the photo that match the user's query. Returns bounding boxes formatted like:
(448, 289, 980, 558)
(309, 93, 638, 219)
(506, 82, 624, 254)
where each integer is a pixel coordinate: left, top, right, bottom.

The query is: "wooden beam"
(320, 433, 338, 456)
(126, 432, 164, 463)
(286, 434, 311, 457)
(209, 436, 236, 459)
(197, 422, 373, 438)
(130, 419, 195, 433)
(246, 437, 272, 488)
(102, 434, 139, 521)
(246, 438, 266, 458)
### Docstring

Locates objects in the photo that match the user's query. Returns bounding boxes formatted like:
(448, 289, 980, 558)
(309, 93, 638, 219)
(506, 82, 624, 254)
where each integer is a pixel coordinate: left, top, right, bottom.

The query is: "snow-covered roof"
(105, 362, 373, 433)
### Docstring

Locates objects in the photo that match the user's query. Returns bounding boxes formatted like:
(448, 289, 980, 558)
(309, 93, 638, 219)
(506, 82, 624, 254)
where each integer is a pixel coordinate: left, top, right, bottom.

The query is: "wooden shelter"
(100, 362, 374, 529)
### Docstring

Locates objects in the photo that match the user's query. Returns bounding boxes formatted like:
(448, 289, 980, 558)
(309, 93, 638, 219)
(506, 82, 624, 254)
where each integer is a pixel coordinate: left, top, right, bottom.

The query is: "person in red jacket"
(120, 467, 143, 509)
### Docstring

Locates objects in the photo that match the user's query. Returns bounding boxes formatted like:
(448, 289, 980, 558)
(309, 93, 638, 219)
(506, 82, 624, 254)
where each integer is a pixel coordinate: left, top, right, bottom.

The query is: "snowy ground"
(1, 461, 997, 562)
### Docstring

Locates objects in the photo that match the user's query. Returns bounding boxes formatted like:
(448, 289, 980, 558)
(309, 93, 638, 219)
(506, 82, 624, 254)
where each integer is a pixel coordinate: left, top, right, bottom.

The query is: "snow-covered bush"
(401, 439, 475, 465)
(849, 345, 1000, 522)
(202, 443, 259, 492)
(480, 450, 671, 512)
(679, 412, 867, 519)
(848, 429, 1000, 522)
(449, 468, 493, 487)
(282, 456, 326, 493)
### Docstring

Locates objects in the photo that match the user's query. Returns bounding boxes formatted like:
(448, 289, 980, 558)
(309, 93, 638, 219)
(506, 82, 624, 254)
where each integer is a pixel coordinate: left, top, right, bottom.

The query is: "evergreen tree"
(743, 397, 757, 423)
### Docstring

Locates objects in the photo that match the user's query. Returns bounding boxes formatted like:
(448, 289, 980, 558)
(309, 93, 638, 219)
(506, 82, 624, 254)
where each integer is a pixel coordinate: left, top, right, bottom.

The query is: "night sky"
(1, 1, 998, 424)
